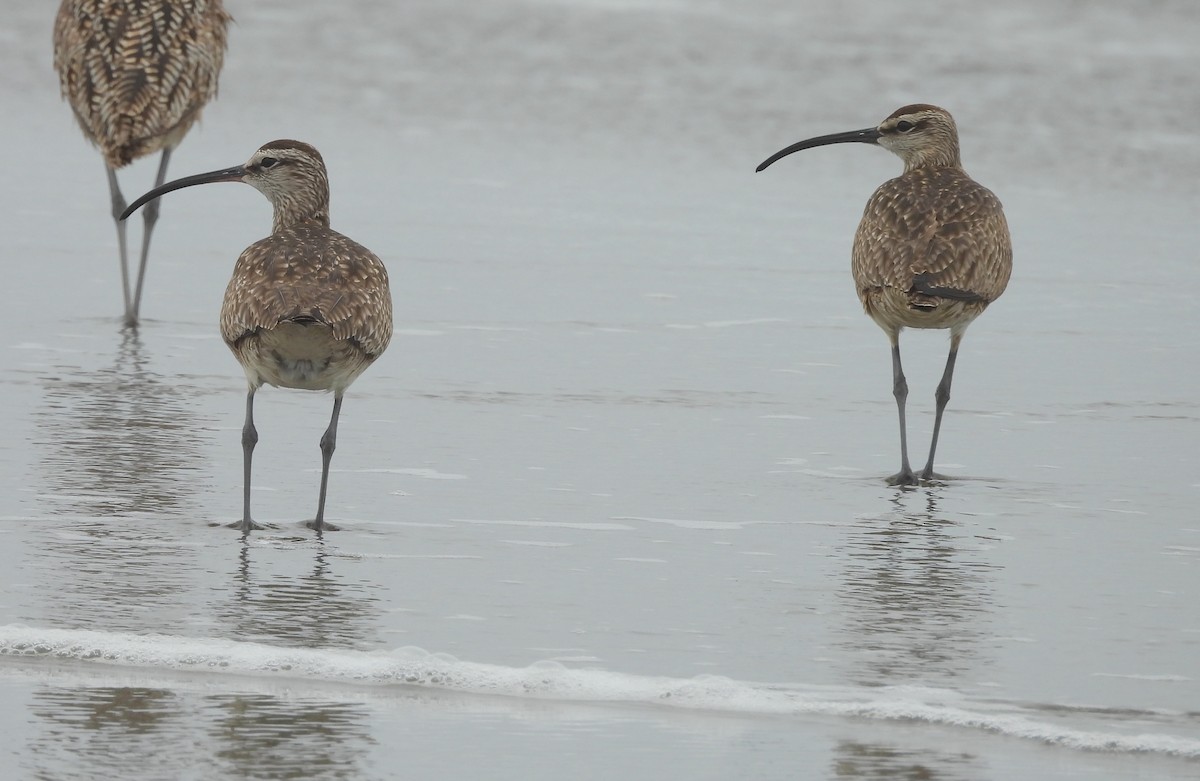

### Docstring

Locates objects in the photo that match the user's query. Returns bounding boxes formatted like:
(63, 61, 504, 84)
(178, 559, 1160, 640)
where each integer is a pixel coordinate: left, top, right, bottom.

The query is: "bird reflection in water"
(34, 328, 210, 519)
(829, 490, 998, 780)
(214, 542, 385, 649)
(27, 685, 187, 778)
(26, 681, 374, 778)
(201, 543, 382, 771)
(831, 740, 976, 781)
(834, 489, 999, 687)
(29, 329, 210, 632)
(206, 693, 373, 778)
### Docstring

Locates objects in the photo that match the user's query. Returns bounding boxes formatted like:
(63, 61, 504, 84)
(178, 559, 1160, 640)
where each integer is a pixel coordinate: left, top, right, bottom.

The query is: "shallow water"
(1, 1, 1198, 779)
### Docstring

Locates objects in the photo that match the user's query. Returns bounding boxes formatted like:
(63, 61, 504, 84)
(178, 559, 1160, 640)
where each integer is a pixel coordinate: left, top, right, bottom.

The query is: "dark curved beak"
(755, 127, 882, 172)
(119, 165, 248, 221)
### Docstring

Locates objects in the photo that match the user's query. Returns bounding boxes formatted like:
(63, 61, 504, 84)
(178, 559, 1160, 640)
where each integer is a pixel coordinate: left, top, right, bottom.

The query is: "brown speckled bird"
(757, 104, 1012, 486)
(54, 0, 231, 327)
(121, 140, 394, 532)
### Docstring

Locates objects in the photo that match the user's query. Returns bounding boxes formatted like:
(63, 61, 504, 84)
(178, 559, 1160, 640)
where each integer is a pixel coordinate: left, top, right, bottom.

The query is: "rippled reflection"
(828, 491, 999, 779)
(33, 329, 210, 518)
(206, 693, 374, 779)
(211, 543, 385, 649)
(25, 685, 194, 779)
(25, 519, 201, 633)
(26, 330, 210, 633)
(830, 740, 981, 780)
(834, 490, 998, 686)
(22, 683, 374, 780)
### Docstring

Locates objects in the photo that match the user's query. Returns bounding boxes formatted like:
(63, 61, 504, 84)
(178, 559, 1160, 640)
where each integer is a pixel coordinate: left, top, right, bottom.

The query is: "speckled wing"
(220, 226, 394, 359)
(53, 0, 231, 167)
(851, 168, 1012, 304)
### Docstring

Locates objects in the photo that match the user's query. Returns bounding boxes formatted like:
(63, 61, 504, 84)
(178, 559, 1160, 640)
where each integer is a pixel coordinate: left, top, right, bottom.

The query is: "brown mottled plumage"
(54, 0, 231, 326)
(757, 104, 1012, 485)
(120, 140, 394, 532)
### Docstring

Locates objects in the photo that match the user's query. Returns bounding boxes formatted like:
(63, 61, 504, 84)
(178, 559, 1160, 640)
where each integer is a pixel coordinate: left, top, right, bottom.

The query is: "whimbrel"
(757, 105, 1011, 486)
(54, 0, 231, 327)
(121, 140, 393, 532)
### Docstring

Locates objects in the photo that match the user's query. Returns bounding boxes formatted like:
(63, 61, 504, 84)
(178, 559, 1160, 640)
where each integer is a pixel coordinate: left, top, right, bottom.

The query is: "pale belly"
(233, 322, 371, 393)
(860, 287, 990, 334)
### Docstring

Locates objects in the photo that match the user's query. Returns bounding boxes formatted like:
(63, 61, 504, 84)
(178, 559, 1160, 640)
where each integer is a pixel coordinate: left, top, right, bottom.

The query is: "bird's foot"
(305, 519, 341, 533)
(222, 518, 268, 532)
(887, 469, 952, 487)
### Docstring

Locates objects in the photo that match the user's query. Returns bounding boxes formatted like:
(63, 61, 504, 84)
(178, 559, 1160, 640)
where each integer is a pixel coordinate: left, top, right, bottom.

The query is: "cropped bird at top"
(121, 140, 394, 532)
(54, 0, 231, 327)
(757, 104, 1012, 486)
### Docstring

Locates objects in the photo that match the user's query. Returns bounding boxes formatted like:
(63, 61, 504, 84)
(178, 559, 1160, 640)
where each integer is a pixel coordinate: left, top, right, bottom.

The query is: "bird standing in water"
(757, 105, 1012, 485)
(122, 140, 393, 531)
(54, 0, 231, 327)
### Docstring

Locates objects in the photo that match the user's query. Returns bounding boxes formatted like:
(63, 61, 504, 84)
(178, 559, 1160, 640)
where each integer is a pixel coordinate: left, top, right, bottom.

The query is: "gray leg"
(105, 165, 134, 325)
(309, 395, 344, 532)
(920, 335, 962, 481)
(235, 386, 264, 532)
(130, 147, 172, 324)
(886, 341, 917, 486)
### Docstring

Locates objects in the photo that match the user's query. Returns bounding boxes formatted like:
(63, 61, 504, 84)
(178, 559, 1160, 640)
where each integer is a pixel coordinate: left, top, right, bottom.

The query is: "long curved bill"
(119, 165, 248, 221)
(755, 127, 882, 172)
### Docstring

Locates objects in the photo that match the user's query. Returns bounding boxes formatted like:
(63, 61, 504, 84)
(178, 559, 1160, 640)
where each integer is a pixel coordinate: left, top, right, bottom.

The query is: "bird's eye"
(260, 157, 279, 169)
(895, 120, 915, 133)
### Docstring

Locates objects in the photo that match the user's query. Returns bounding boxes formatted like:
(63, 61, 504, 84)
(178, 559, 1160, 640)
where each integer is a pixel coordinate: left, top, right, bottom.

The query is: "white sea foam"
(0, 625, 1197, 759)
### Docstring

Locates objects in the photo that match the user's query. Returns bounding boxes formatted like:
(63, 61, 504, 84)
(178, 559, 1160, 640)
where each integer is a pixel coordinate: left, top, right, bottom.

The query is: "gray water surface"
(1, 1, 1198, 779)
